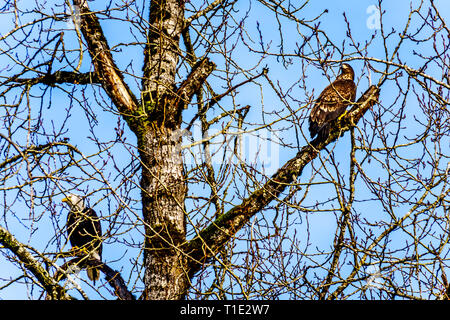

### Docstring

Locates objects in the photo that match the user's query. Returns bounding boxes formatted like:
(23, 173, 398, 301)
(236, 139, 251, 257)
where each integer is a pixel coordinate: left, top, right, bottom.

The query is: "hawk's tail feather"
(86, 250, 101, 284)
(308, 118, 320, 138)
(316, 124, 330, 141)
(309, 119, 329, 140)
(87, 266, 100, 284)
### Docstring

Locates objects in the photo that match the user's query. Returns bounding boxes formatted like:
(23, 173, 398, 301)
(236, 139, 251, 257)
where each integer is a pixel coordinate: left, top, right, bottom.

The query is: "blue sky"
(0, 0, 449, 299)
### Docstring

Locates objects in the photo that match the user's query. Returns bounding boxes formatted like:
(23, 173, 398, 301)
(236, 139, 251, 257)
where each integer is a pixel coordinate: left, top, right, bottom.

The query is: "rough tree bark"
(138, 0, 217, 299)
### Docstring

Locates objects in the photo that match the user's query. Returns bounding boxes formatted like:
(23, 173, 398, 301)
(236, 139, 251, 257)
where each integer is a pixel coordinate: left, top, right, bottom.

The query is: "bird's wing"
(84, 208, 103, 257)
(309, 80, 356, 138)
(311, 80, 356, 121)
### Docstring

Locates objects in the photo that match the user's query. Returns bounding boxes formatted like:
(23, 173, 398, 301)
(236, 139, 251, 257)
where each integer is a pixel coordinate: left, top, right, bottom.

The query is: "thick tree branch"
(174, 58, 216, 110)
(12, 71, 100, 87)
(183, 85, 380, 276)
(72, 0, 139, 125)
(98, 261, 135, 300)
(0, 226, 72, 300)
(41, 71, 100, 85)
(56, 257, 135, 300)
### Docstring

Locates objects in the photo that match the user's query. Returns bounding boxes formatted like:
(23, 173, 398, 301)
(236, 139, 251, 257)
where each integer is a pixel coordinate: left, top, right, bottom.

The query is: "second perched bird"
(62, 194, 103, 284)
(309, 63, 357, 140)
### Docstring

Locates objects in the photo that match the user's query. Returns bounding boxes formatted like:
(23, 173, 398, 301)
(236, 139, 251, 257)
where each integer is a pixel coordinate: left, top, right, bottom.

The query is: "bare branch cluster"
(0, 0, 448, 300)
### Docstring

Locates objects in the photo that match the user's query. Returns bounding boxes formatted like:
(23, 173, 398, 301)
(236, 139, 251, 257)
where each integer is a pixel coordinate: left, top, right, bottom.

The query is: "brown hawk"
(309, 63, 357, 139)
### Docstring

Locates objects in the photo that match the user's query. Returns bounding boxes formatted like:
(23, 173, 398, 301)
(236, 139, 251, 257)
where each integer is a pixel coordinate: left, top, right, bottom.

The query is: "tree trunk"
(139, 0, 187, 300)
(139, 126, 188, 300)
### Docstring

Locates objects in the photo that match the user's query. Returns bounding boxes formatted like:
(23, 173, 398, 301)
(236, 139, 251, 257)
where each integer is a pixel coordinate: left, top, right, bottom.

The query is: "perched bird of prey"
(309, 63, 357, 139)
(62, 194, 102, 284)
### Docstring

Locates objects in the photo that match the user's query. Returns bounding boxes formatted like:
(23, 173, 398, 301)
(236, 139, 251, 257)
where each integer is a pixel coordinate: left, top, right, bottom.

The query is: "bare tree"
(0, 0, 448, 300)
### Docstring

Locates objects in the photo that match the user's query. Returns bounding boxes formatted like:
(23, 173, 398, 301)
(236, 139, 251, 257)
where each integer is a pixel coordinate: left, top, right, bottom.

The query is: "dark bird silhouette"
(309, 63, 357, 140)
(62, 194, 102, 284)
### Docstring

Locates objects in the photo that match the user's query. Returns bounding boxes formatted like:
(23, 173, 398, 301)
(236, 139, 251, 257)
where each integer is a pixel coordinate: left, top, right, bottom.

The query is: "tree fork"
(137, 0, 220, 298)
(138, 58, 215, 299)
